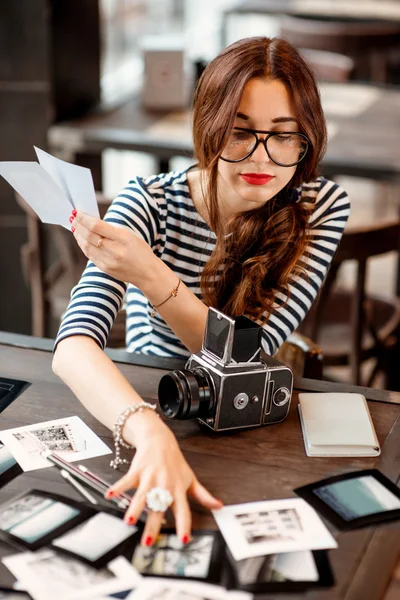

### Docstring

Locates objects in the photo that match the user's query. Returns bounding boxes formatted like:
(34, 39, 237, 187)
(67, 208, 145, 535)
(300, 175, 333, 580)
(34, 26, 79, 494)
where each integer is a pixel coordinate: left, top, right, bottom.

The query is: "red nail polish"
(69, 216, 74, 223)
(145, 536, 153, 546)
(71, 227, 75, 233)
(71, 209, 77, 217)
(105, 490, 114, 498)
(128, 516, 136, 525)
(182, 535, 189, 544)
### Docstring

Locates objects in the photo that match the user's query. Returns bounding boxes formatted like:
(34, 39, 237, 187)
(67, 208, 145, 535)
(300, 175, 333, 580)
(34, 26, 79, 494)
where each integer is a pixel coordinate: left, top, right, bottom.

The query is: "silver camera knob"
(233, 392, 249, 410)
(273, 387, 291, 407)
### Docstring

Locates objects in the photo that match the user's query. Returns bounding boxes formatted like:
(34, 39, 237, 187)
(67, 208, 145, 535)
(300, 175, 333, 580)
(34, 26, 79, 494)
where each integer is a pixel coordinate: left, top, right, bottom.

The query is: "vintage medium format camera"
(158, 308, 293, 432)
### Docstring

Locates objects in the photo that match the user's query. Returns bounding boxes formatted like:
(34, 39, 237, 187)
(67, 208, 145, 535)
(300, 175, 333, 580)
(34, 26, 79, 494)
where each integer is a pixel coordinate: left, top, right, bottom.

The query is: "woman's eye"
(232, 130, 253, 141)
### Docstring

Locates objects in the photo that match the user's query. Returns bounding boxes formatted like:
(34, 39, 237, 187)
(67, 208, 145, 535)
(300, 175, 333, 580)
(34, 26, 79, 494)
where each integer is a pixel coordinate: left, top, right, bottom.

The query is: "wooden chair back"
(302, 220, 400, 386)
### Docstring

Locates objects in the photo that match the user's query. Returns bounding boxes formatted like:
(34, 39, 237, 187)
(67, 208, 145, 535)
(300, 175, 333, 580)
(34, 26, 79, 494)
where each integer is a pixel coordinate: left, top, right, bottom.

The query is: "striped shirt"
(55, 169, 350, 358)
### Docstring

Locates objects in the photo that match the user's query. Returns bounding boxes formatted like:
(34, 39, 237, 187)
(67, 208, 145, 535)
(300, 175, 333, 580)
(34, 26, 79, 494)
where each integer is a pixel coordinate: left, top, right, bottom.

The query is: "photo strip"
(52, 511, 138, 568)
(212, 498, 337, 561)
(0, 416, 111, 471)
(0, 489, 91, 550)
(294, 469, 400, 530)
(129, 529, 224, 584)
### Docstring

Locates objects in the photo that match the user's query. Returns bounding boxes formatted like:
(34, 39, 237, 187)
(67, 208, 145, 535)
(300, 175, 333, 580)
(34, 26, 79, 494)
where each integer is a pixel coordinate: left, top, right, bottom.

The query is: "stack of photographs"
(0, 489, 138, 569)
(124, 528, 334, 594)
(0, 487, 338, 595)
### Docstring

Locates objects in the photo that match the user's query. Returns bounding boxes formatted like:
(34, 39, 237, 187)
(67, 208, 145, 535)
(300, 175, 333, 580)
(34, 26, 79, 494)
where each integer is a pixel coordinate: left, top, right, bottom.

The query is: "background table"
(48, 82, 400, 185)
(0, 333, 399, 598)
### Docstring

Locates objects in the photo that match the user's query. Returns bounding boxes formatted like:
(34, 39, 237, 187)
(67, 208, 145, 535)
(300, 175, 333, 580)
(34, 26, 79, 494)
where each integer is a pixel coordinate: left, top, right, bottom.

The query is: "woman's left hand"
(71, 210, 157, 286)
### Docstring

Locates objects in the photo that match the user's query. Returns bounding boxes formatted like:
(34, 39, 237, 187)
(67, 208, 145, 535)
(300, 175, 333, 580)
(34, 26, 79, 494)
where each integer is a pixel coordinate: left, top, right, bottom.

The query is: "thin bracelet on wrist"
(110, 401, 158, 469)
(150, 279, 181, 318)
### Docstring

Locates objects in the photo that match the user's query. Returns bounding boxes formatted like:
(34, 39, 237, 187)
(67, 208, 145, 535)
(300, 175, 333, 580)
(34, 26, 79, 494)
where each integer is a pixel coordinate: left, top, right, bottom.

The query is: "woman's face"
(217, 77, 300, 213)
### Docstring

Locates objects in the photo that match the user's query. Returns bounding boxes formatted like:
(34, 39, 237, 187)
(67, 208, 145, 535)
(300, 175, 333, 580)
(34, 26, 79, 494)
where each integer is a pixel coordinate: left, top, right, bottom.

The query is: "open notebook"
(298, 393, 380, 457)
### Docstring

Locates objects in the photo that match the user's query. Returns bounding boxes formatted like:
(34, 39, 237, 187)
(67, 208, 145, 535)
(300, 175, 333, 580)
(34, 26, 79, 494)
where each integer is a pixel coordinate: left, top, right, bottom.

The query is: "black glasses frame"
(220, 127, 311, 167)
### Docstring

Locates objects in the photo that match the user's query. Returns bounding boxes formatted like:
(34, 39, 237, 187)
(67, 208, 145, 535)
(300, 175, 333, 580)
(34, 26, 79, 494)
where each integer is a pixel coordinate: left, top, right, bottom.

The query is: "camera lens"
(158, 368, 215, 420)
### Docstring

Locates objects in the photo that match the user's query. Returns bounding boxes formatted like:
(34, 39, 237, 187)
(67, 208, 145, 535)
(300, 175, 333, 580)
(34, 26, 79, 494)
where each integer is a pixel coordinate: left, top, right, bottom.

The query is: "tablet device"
(128, 529, 224, 585)
(294, 469, 400, 530)
(0, 377, 30, 414)
(0, 489, 90, 550)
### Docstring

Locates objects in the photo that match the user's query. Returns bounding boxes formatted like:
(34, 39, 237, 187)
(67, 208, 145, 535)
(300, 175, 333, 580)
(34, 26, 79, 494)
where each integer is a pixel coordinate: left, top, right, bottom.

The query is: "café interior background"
(1, 0, 399, 387)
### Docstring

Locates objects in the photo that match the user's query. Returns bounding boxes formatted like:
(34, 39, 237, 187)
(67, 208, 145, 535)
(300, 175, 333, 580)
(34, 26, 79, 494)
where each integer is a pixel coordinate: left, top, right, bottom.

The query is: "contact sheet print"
(212, 498, 337, 561)
(0, 416, 111, 471)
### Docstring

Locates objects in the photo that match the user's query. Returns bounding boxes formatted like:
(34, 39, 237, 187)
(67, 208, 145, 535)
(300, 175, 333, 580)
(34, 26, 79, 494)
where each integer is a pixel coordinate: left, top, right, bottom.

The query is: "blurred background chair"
(15, 191, 125, 346)
(275, 333, 323, 379)
(300, 220, 400, 388)
(280, 15, 400, 83)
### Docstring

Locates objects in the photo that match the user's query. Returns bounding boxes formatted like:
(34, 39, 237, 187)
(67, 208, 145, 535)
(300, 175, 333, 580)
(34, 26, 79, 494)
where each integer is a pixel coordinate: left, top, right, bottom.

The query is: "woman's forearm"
(52, 336, 161, 446)
(140, 257, 209, 354)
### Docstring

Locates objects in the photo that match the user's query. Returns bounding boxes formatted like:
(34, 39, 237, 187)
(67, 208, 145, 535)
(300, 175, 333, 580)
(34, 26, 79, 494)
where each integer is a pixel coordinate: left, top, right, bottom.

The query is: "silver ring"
(146, 487, 173, 512)
(97, 236, 104, 249)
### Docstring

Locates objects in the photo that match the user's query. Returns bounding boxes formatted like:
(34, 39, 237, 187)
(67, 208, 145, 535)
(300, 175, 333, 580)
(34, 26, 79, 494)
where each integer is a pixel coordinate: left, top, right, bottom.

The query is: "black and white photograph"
(295, 469, 400, 530)
(52, 512, 138, 567)
(0, 442, 22, 488)
(226, 548, 334, 593)
(126, 578, 252, 600)
(130, 531, 222, 582)
(235, 507, 303, 545)
(212, 499, 337, 561)
(2, 551, 142, 600)
(0, 490, 88, 549)
(0, 416, 111, 471)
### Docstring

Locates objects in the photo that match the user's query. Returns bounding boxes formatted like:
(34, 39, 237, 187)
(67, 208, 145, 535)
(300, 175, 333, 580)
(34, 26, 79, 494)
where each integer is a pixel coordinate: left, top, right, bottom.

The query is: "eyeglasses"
(220, 127, 310, 167)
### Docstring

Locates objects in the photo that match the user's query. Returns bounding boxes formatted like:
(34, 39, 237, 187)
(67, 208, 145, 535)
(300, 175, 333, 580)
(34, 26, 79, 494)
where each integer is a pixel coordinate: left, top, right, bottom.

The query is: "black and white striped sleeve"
(54, 177, 161, 349)
(260, 179, 351, 356)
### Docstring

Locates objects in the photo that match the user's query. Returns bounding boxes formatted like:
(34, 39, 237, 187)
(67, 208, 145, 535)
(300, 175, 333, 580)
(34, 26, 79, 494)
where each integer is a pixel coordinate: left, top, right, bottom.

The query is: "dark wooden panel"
(0, 226, 30, 334)
(50, 0, 101, 121)
(0, 0, 49, 81)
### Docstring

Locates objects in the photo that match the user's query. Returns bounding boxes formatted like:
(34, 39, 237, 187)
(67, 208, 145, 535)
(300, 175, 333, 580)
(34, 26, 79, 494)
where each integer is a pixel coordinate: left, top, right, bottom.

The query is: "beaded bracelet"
(110, 401, 158, 469)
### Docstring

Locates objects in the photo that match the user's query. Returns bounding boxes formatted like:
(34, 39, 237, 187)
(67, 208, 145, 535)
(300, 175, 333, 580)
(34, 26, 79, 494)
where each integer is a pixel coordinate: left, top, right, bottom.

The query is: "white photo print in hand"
(212, 498, 337, 561)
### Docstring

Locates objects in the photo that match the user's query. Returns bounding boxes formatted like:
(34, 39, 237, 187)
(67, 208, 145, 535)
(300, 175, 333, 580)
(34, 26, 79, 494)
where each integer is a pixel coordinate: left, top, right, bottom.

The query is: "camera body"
(158, 308, 293, 432)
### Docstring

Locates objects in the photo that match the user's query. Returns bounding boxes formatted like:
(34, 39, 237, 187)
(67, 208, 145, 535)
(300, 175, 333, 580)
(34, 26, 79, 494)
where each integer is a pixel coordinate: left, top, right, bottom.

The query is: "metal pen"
(60, 469, 99, 505)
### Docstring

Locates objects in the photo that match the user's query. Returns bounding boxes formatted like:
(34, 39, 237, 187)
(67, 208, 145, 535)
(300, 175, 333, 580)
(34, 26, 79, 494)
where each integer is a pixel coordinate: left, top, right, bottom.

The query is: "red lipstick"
(240, 173, 274, 186)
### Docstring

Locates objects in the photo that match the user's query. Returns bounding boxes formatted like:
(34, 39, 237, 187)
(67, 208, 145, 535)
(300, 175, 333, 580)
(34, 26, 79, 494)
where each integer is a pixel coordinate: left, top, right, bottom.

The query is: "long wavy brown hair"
(192, 37, 327, 322)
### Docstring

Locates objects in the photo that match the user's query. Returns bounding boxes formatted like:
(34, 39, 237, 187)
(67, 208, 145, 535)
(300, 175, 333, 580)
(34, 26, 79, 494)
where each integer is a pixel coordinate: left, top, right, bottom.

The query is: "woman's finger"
(188, 478, 223, 510)
(123, 483, 149, 526)
(74, 211, 119, 240)
(140, 510, 165, 546)
(172, 493, 192, 544)
(105, 469, 140, 498)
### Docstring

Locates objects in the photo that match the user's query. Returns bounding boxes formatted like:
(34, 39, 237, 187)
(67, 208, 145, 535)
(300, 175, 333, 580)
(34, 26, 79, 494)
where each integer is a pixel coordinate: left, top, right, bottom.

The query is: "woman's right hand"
(105, 413, 223, 546)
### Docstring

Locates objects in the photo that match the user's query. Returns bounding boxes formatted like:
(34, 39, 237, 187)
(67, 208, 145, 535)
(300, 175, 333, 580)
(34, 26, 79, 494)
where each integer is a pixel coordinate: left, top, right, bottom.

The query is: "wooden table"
(0, 333, 399, 598)
(48, 82, 400, 186)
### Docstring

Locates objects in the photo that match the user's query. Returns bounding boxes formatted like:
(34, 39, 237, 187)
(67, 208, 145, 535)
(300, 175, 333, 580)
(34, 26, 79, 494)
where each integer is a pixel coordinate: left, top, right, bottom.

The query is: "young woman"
(53, 37, 350, 546)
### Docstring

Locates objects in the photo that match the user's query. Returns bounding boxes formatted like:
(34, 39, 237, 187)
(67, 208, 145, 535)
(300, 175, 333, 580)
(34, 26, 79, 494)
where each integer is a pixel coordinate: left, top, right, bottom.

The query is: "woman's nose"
(251, 139, 272, 163)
